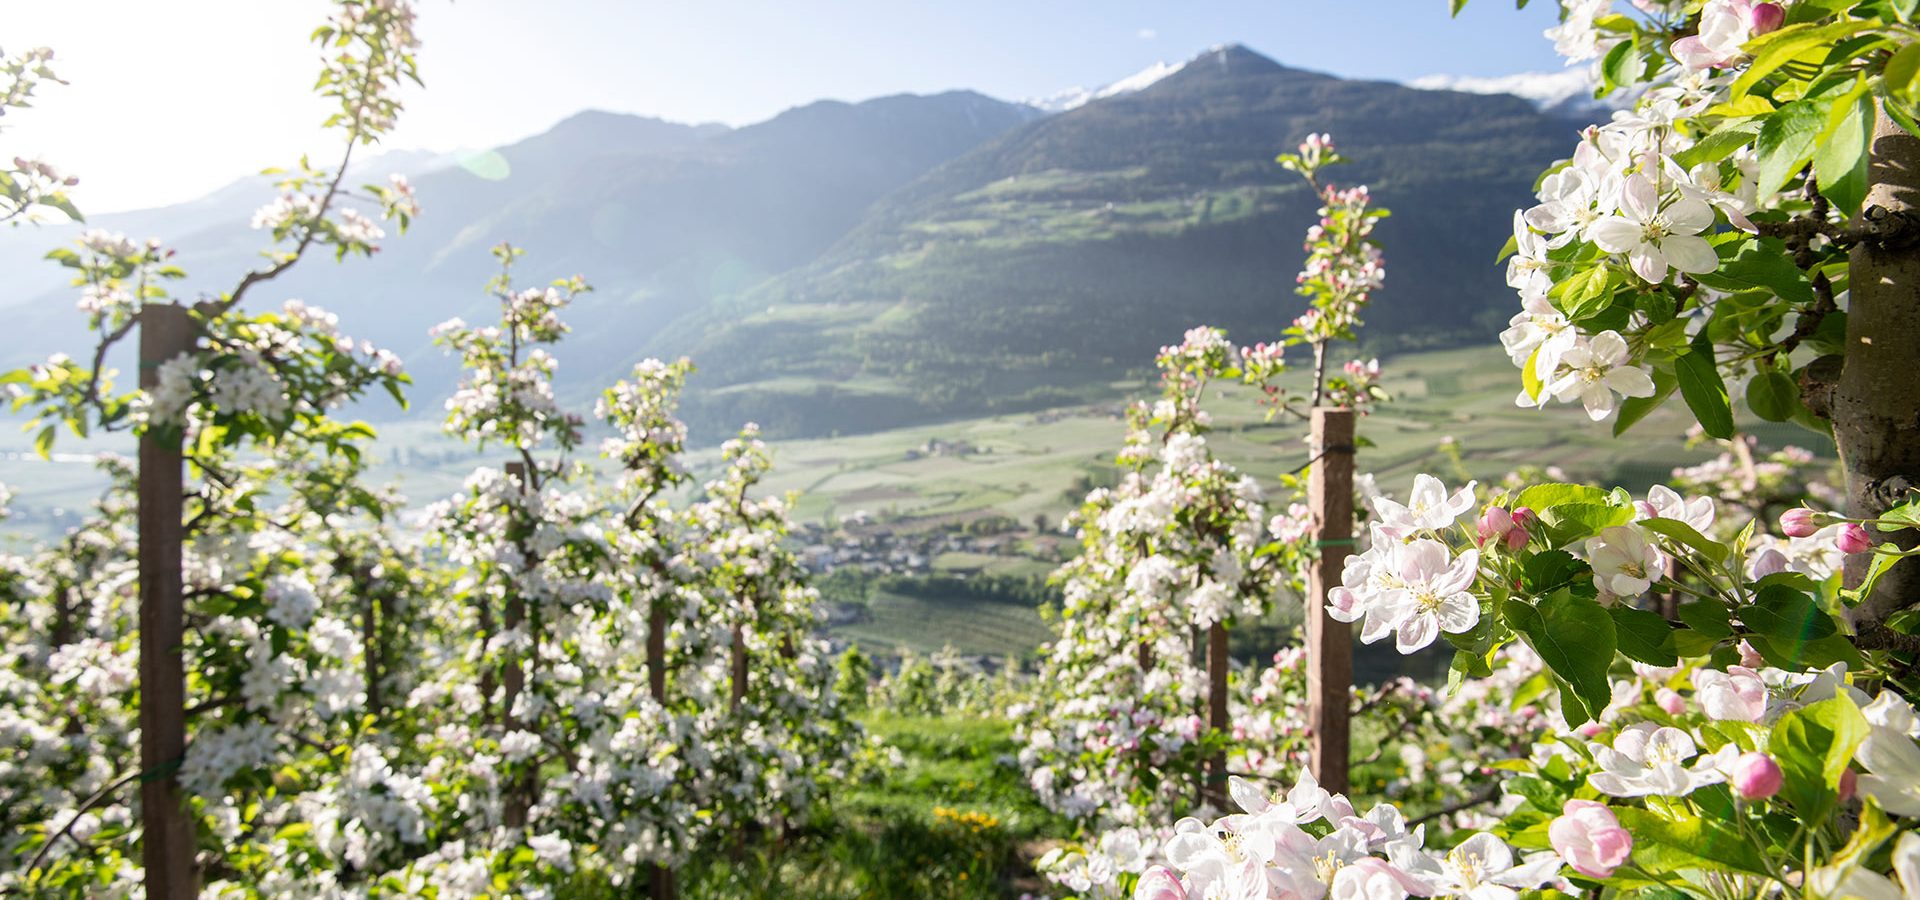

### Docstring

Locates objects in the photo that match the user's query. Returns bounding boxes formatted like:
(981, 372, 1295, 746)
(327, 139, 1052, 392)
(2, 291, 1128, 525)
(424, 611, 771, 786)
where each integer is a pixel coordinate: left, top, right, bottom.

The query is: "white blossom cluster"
(1017, 329, 1292, 825)
(1501, 7, 1778, 422)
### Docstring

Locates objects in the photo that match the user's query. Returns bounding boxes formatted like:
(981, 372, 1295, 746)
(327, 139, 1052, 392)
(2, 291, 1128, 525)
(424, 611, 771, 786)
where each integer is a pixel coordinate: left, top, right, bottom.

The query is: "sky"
(7, 0, 1569, 213)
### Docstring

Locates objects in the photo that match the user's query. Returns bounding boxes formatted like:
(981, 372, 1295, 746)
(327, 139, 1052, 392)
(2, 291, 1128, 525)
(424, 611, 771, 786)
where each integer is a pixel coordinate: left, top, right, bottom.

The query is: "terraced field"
(838, 586, 1050, 660)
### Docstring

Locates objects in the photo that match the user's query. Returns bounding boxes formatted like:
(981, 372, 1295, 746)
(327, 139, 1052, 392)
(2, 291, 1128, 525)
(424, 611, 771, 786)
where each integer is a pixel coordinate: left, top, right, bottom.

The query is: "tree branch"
(19, 767, 144, 880)
(1409, 785, 1499, 828)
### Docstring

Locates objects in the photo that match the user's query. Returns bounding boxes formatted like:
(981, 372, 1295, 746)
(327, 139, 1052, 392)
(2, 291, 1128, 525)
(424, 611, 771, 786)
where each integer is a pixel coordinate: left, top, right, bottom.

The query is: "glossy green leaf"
(1815, 89, 1874, 216)
(1615, 807, 1772, 877)
(1611, 606, 1679, 666)
(1741, 583, 1839, 643)
(1754, 100, 1826, 199)
(1676, 333, 1735, 440)
(1678, 600, 1735, 639)
(1505, 589, 1616, 727)
(1769, 695, 1868, 821)
(1746, 369, 1799, 422)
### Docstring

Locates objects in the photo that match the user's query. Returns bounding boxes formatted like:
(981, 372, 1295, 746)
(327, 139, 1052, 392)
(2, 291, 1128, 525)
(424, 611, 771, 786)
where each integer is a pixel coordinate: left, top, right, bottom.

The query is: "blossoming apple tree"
(1016, 135, 1389, 826)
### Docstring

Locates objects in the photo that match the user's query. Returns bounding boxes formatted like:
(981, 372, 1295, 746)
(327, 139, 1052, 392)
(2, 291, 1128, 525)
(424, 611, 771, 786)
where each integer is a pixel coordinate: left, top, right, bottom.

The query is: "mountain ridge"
(2, 44, 1578, 443)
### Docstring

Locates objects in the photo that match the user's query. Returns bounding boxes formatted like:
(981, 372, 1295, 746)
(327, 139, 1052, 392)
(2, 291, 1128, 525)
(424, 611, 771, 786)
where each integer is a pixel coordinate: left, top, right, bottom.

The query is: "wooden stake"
(1305, 407, 1355, 795)
(730, 625, 748, 711)
(502, 461, 530, 831)
(647, 589, 674, 899)
(1203, 621, 1230, 809)
(138, 303, 199, 898)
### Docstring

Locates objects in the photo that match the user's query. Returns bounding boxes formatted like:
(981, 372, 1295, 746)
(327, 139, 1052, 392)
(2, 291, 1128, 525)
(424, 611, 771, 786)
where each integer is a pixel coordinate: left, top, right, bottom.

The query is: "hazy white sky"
(7, 0, 1567, 213)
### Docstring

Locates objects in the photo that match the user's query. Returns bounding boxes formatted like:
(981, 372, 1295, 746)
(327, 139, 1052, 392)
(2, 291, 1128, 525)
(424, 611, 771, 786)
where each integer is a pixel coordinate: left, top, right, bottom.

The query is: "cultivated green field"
(0, 343, 1831, 661)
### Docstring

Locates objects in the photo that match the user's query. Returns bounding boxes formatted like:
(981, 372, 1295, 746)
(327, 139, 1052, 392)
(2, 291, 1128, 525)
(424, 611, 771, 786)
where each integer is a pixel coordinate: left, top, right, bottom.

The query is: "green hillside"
(672, 45, 1580, 438)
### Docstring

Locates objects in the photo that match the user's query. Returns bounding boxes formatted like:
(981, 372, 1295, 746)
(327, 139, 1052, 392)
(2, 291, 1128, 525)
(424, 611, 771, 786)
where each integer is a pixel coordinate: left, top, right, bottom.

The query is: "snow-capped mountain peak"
(1407, 68, 1622, 119)
(1027, 60, 1186, 113)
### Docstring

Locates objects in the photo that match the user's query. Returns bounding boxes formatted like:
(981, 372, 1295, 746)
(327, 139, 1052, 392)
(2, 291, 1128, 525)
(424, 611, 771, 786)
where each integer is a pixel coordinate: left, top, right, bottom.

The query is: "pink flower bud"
(1577, 721, 1605, 738)
(1837, 522, 1874, 555)
(1505, 523, 1530, 552)
(1750, 2, 1785, 35)
(1840, 768, 1858, 802)
(1732, 751, 1783, 800)
(1656, 688, 1686, 716)
(1135, 865, 1186, 900)
(1478, 507, 1514, 547)
(1550, 799, 1633, 879)
(1738, 640, 1765, 668)
(1780, 508, 1821, 538)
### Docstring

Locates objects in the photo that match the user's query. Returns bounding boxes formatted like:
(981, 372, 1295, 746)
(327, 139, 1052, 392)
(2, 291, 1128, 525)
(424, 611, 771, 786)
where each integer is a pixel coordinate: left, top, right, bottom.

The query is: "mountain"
(664, 45, 1573, 438)
(4, 45, 1580, 444)
(1026, 60, 1187, 113)
(0, 92, 1042, 405)
(1406, 69, 1620, 121)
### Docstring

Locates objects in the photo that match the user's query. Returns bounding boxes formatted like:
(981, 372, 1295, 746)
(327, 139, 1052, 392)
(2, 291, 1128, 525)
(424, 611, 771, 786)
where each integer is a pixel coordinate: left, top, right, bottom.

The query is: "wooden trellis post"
(138, 302, 199, 898)
(730, 624, 747, 711)
(1305, 407, 1355, 794)
(647, 597, 676, 900)
(1203, 622, 1229, 809)
(502, 461, 532, 830)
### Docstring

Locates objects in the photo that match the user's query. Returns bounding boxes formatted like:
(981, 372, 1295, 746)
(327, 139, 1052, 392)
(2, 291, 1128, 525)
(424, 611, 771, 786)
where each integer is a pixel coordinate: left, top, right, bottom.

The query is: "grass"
(674, 714, 1067, 900)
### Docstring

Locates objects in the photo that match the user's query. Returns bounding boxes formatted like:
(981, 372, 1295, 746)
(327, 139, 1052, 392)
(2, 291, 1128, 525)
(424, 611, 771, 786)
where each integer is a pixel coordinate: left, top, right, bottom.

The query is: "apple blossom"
(1373, 474, 1477, 539)
(1372, 539, 1482, 654)
(1544, 331, 1657, 421)
(1586, 525, 1665, 597)
(1588, 723, 1728, 797)
(1587, 174, 1719, 284)
(1692, 665, 1767, 722)
(1133, 865, 1186, 900)
(1671, 0, 1783, 70)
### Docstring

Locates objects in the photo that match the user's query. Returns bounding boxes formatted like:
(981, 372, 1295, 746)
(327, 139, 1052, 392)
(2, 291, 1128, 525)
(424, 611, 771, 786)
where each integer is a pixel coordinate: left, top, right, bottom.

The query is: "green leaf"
(1746, 369, 1799, 422)
(1676, 333, 1735, 440)
(1675, 122, 1764, 169)
(1638, 516, 1731, 565)
(1505, 775, 1569, 813)
(1693, 236, 1814, 303)
(1602, 35, 1640, 93)
(1740, 583, 1839, 643)
(1769, 695, 1869, 821)
(1540, 502, 1636, 538)
(1505, 589, 1616, 727)
(1611, 606, 1679, 666)
(1887, 40, 1920, 101)
(1615, 807, 1773, 877)
(1514, 483, 1611, 512)
(1523, 549, 1589, 594)
(1522, 344, 1546, 402)
(1553, 264, 1614, 321)
(1815, 89, 1875, 216)
(1733, 20, 1878, 101)
(1754, 100, 1827, 199)
(1678, 600, 1735, 639)
(1749, 630, 1865, 670)
(1672, 628, 1723, 657)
